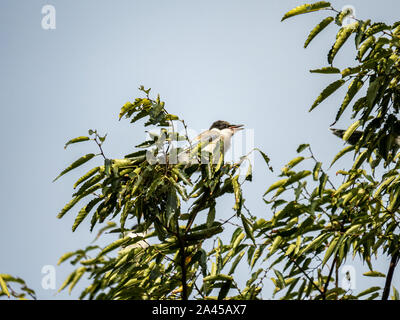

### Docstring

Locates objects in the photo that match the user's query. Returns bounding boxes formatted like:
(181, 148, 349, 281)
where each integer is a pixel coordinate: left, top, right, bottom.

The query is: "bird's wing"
(191, 129, 222, 146)
(176, 130, 222, 164)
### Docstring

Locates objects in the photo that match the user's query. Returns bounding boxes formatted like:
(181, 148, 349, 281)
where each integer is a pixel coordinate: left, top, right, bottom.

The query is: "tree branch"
(382, 251, 399, 300)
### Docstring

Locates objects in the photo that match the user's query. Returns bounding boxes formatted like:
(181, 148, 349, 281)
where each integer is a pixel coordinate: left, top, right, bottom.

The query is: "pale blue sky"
(1, 0, 400, 299)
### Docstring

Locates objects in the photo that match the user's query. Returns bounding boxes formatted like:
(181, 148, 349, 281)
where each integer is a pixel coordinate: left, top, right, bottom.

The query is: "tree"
(49, 1, 400, 300)
(259, 2, 400, 300)
(55, 86, 268, 300)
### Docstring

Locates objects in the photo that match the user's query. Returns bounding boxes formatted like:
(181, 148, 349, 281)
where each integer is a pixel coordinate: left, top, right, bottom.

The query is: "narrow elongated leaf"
(297, 144, 310, 153)
(343, 121, 360, 142)
(286, 157, 305, 169)
(310, 80, 345, 111)
(363, 271, 386, 277)
(322, 236, 340, 266)
(374, 175, 397, 197)
(57, 184, 101, 219)
(313, 162, 322, 180)
(388, 185, 400, 212)
(256, 149, 273, 172)
(72, 197, 103, 232)
(358, 36, 375, 59)
(309, 66, 340, 74)
(64, 136, 90, 149)
(73, 167, 101, 189)
(68, 267, 86, 294)
(73, 173, 105, 197)
(330, 145, 355, 167)
(0, 275, 10, 298)
(241, 215, 255, 244)
(365, 23, 390, 37)
(53, 153, 96, 182)
(228, 250, 245, 275)
(366, 77, 381, 111)
(328, 23, 358, 64)
(305, 17, 334, 48)
(357, 286, 381, 298)
(281, 2, 331, 21)
(334, 78, 364, 123)
(203, 274, 233, 282)
(269, 236, 283, 255)
(264, 179, 288, 196)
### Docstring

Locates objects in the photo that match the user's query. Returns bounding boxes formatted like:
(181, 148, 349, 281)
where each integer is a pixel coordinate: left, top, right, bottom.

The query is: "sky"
(1, 0, 400, 300)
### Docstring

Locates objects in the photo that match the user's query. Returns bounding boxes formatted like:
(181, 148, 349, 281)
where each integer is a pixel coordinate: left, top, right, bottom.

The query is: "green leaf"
(68, 267, 86, 294)
(57, 184, 101, 219)
(305, 17, 334, 48)
(172, 168, 192, 186)
(285, 157, 305, 169)
(309, 66, 340, 74)
(256, 149, 273, 172)
(357, 286, 381, 298)
(228, 251, 245, 275)
(365, 23, 390, 37)
(313, 162, 322, 180)
(0, 275, 10, 298)
(388, 185, 400, 212)
(64, 136, 90, 149)
(53, 153, 96, 182)
(57, 252, 76, 265)
(355, 19, 371, 49)
(366, 77, 381, 111)
(374, 175, 397, 198)
(203, 274, 234, 282)
(310, 80, 346, 112)
(72, 197, 103, 232)
(296, 144, 310, 153)
(273, 269, 286, 289)
(207, 206, 216, 228)
(392, 286, 400, 300)
(363, 271, 386, 277)
(342, 121, 360, 142)
(358, 36, 375, 59)
(269, 236, 283, 255)
(73, 166, 101, 189)
(285, 170, 311, 186)
(97, 237, 131, 258)
(281, 2, 331, 22)
(119, 101, 134, 120)
(58, 270, 77, 293)
(73, 173, 105, 197)
(264, 179, 288, 196)
(241, 215, 255, 244)
(322, 236, 340, 266)
(334, 78, 364, 123)
(330, 145, 355, 167)
(328, 23, 358, 64)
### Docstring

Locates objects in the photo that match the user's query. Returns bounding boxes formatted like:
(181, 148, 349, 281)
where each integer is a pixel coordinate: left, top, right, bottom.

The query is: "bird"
(330, 128, 363, 145)
(330, 128, 400, 147)
(176, 120, 244, 165)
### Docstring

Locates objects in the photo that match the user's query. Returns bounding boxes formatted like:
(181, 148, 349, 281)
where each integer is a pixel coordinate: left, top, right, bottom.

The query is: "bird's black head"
(209, 120, 244, 131)
(210, 120, 231, 130)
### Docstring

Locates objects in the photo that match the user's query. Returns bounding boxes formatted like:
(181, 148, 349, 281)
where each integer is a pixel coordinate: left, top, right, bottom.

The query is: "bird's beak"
(229, 124, 244, 132)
